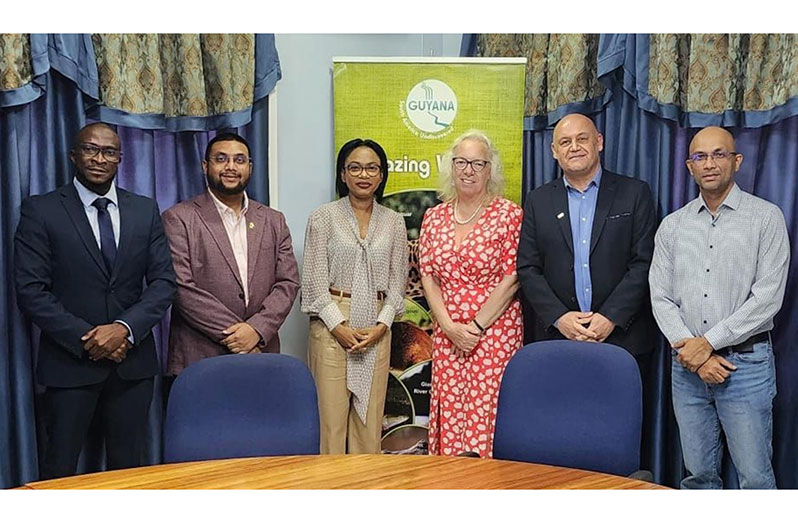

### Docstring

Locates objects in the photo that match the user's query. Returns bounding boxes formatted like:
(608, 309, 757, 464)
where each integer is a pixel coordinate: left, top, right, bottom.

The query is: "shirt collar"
(695, 183, 742, 214)
(563, 166, 602, 192)
(73, 177, 118, 209)
(208, 188, 249, 217)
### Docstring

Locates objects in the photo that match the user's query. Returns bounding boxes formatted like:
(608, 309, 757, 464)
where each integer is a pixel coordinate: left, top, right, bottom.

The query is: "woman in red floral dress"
(419, 130, 523, 458)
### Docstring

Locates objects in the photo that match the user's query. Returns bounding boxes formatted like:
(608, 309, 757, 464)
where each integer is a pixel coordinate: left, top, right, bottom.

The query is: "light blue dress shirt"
(563, 168, 602, 313)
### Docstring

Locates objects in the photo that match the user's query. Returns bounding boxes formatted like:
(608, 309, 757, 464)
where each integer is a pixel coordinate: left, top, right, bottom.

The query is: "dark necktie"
(92, 197, 117, 273)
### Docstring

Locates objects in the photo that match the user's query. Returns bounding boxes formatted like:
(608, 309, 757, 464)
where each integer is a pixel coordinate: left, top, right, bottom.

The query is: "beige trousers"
(308, 295, 391, 454)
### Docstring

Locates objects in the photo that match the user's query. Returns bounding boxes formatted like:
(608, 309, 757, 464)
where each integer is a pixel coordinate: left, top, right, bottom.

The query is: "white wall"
(273, 34, 463, 361)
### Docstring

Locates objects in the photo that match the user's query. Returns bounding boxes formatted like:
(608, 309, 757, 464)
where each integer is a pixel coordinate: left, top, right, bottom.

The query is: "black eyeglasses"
(346, 163, 382, 177)
(688, 151, 739, 163)
(78, 143, 123, 163)
(209, 153, 251, 165)
(452, 157, 490, 172)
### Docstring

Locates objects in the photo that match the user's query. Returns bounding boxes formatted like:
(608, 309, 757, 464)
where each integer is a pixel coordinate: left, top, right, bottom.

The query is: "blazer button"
(239, 292, 245, 300)
(570, 297, 576, 303)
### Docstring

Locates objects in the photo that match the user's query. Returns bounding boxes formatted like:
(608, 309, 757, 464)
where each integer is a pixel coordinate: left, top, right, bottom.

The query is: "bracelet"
(472, 318, 486, 333)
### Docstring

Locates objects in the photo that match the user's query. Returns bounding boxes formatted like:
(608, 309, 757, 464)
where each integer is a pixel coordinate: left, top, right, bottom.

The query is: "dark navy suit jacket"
(14, 182, 176, 387)
(517, 170, 657, 356)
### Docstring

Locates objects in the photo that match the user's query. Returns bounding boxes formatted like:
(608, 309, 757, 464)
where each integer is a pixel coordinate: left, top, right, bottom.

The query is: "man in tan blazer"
(162, 133, 300, 375)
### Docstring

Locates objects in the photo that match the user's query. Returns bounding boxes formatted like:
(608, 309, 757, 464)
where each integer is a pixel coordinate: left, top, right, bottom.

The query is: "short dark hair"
(72, 122, 118, 150)
(205, 132, 251, 162)
(335, 138, 390, 202)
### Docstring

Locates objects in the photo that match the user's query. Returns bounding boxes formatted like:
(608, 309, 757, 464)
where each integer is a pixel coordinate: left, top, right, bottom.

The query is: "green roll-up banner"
(333, 57, 526, 453)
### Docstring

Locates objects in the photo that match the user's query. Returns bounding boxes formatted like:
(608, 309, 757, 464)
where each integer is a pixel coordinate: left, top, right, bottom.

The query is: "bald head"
(686, 125, 742, 205)
(551, 113, 603, 180)
(689, 126, 736, 155)
(553, 113, 599, 140)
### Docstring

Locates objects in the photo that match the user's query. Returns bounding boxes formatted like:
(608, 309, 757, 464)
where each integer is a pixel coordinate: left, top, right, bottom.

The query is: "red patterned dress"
(418, 197, 524, 458)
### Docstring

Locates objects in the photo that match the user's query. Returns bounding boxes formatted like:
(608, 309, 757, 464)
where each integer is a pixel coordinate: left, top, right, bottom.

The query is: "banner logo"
(401, 79, 458, 139)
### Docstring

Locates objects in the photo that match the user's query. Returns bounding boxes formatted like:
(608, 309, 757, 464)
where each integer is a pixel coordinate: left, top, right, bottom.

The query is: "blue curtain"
(0, 70, 86, 488)
(467, 33, 798, 488)
(0, 65, 271, 487)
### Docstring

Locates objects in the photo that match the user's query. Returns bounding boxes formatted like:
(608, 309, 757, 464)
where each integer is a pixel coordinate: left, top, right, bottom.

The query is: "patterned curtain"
(649, 34, 798, 114)
(0, 34, 56, 108)
(0, 34, 31, 90)
(92, 34, 256, 129)
(599, 34, 798, 128)
(0, 34, 279, 131)
(476, 34, 607, 130)
(472, 33, 798, 129)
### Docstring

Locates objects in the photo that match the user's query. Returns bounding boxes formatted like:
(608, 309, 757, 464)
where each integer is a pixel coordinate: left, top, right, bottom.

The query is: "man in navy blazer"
(14, 122, 176, 479)
(517, 114, 657, 374)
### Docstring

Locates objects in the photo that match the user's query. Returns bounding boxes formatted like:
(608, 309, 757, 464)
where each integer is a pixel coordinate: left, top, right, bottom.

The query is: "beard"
(207, 172, 249, 195)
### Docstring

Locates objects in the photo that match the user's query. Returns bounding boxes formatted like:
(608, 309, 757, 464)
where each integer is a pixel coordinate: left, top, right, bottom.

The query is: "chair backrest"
(493, 340, 642, 476)
(164, 353, 320, 463)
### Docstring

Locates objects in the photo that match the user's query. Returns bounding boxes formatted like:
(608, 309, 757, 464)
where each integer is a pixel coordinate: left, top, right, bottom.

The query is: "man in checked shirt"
(649, 126, 790, 489)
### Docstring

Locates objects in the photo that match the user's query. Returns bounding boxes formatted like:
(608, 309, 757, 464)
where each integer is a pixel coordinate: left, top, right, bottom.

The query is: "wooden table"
(20, 454, 667, 489)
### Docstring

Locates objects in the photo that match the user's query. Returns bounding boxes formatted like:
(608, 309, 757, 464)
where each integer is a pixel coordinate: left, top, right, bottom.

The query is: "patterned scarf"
(345, 202, 379, 424)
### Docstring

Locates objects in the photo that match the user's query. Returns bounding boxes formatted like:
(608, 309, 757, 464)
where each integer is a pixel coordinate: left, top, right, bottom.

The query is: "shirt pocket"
(606, 211, 632, 222)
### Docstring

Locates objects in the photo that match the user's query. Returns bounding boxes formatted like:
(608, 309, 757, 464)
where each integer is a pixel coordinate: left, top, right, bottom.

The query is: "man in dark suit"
(162, 133, 299, 376)
(14, 122, 176, 480)
(517, 113, 657, 374)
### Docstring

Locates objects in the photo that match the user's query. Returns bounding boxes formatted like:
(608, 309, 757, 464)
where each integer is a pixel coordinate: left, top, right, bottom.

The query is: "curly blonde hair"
(437, 130, 505, 203)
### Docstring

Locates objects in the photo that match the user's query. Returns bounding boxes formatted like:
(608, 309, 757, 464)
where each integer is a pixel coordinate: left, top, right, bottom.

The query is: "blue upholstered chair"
(493, 340, 643, 477)
(164, 353, 320, 463)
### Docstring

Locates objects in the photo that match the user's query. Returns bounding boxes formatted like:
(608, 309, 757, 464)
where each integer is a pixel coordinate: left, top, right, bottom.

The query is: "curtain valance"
(0, 33, 280, 131)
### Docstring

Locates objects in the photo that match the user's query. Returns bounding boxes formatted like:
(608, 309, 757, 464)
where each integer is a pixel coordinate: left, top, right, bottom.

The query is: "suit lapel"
(195, 192, 245, 292)
(60, 184, 109, 279)
(111, 189, 134, 283)
(552, 178, 574, 255)
(590, 172, 617, 254)
(246, 203, 266, 292)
